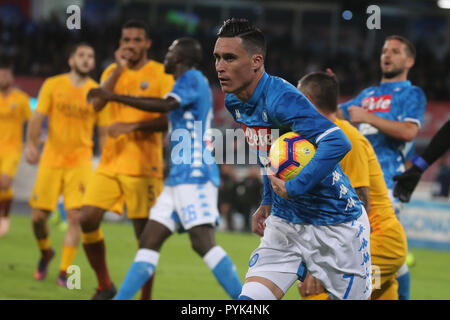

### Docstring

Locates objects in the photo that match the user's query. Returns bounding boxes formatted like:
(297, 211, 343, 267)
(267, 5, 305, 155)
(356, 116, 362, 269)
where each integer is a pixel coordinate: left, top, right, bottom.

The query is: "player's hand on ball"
(348, 106, 369, 124)
(267, 170, 291, 199)
(25, 143, 39, 165)
(251, 205, 272, 236)
(393, 165, 423, 203)
(108, 122, 136, 138)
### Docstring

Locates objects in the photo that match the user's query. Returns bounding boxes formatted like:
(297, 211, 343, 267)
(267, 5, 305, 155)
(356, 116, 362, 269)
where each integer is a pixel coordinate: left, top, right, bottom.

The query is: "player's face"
(164, 41, 180, 74)
(0, 68, 13, 90)
(120, 28, 151, 64)
(70, 46, 95, 76)
(214, 37, 257, 94)
(380, 39, 413, 78)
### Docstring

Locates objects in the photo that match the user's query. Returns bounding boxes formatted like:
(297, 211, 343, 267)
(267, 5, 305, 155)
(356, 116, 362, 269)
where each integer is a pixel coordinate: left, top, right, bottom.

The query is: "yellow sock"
(59, 246, 78, 273)
(81, 228, 104, 244)
(0, 188, 13, 200)
(36, 237, 51, 250)
(302, 292, 330, 300)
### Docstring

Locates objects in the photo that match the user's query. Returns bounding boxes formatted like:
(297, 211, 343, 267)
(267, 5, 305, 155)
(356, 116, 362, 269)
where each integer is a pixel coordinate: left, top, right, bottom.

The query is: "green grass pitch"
(1, 215, 449, 300)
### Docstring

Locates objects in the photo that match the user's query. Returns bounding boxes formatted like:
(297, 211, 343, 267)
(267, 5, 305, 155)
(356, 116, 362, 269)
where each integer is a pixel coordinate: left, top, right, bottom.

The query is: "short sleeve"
(401, 86, 426, 128)
(100, 64, 117, 85)
(21, 94, 33, 120)
(35, 80, 53, 115)
(166, 71, 198, 108)
(339, 90, 368, 120)
(340, 134, 370, 189)
(96, 107, 110, 127)
(159, 71, 175, 98)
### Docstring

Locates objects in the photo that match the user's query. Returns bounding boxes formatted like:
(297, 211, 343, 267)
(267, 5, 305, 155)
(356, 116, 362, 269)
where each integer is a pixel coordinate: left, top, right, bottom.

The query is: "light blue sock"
(396, 263, 410, 300)
(58, 199, 66, 221)
(114, 249, 159, 300)
(204, 246, 242, 300)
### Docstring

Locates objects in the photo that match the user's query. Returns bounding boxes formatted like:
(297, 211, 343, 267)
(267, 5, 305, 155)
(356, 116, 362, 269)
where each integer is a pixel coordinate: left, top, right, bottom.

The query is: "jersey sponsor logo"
(241, 124, 274, 151)
(361, 94, 392, 113)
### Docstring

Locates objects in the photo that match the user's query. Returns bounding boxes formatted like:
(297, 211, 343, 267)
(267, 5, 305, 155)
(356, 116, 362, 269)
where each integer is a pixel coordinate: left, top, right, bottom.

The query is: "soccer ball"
(269, 132, 316, 181)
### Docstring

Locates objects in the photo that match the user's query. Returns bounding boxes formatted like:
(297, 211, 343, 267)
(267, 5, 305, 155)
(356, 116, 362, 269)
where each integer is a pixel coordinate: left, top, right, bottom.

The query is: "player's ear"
(146, 39, 152, 50)
(68, 56, 74, 69)
(252, 54, 264, 72)
(406, 57, 415, 69)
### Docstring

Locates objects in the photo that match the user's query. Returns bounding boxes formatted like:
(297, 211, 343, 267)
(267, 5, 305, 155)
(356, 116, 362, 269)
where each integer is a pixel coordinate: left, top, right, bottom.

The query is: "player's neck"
(235, 69, 265, 102)
(0, 86, 12, 97)
(381, 70, 408, 83)
(173, 64, 190, 80)
(128, 56, 148, 71)
(318, 110, 336, 123)
(68, 71, 89, 88)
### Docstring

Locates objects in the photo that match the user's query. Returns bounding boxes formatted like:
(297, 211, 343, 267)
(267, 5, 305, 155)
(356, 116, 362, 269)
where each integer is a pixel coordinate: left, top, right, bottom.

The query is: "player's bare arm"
(25, 111, 45, 164)
(89, 47, 132, 112)
(97, 125, 108, 151)
(347, 105, 419, 141)
(355, 186, 370, 214)
(298, 272, 326, 297)
(88, 87, 179, 113)
(251, 204, 271, 236)
(107, 114, 168, 138)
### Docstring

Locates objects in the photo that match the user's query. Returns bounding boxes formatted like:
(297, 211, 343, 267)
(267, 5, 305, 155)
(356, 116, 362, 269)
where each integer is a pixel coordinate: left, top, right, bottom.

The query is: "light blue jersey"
(166, 69, 220, 187)
(340, 81, 426, 189)
(225, 72, 363, 226)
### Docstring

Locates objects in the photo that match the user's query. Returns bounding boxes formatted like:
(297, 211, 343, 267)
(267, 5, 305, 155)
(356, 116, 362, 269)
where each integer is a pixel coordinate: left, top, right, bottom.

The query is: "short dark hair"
(385, 35, 416, 59)
(175, 37, 202, 68)
(298, 72, 339, 114)
(122, 19, 150, 39)
(69, 42, 94, 57)
(217, 18, 266, 59)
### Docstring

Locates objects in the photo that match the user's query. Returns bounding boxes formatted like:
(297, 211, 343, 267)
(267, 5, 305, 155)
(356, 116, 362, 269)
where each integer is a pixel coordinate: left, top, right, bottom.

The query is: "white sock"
(134, 248, 160, 265)
(203, 246, 226, 270)
(240, 281, 277, 300)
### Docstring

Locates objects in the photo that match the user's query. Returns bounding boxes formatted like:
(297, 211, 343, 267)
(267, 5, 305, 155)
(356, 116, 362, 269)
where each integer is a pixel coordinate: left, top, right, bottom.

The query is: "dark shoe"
(91, 284, 117, 300)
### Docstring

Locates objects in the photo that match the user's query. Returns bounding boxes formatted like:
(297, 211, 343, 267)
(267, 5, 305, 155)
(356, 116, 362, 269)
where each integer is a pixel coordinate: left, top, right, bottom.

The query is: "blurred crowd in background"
(1, 0, 449, 230)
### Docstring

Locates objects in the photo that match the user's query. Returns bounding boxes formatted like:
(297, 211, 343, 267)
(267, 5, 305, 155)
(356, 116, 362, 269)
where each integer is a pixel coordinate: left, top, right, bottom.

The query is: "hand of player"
(251, 204, 272, 236)
(25, 143, 39, 165)
(348, 106, 370, 124)
(267, 170, 291, 199)
(297, 272, 326, 297)
(393, 165, 423, 203)
(87, 88, 116, 102)
(114, 46, 133, 69)
(107, 122, 136, 138)
(325, 68, 337, 79)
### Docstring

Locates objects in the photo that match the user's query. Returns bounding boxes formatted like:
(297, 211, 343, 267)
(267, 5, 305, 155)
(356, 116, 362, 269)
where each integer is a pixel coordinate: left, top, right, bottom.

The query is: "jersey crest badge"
(140, 81, 149, 90)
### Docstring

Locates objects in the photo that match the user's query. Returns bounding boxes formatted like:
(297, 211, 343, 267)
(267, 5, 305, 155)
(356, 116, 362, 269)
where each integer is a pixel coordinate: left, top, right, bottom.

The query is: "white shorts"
(245, 209, 372, 300)
(149, 181, 220, 233)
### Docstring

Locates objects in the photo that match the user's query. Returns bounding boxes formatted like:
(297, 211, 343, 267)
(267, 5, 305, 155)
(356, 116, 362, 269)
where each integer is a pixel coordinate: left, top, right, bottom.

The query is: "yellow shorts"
(0, 153, 21, 178)
(370, 216, 408, 300)
(82, 170, 163, 219)
(29, 165, 93, 212)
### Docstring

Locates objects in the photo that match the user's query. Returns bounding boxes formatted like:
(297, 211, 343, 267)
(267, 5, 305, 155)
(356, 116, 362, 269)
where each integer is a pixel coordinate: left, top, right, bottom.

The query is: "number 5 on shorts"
(342, 274, 354, 299)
